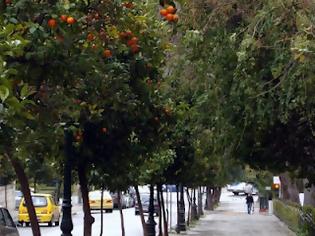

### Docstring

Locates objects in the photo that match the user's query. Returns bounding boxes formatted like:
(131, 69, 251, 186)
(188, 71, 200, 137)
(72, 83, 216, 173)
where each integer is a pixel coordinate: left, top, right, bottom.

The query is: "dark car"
(0, 206, 19, 236)
(135, 194, 159, 216)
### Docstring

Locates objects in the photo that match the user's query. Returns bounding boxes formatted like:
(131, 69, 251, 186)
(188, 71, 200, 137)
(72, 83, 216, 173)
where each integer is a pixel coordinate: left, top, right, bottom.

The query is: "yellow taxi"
(18, 193, 60, 227)
(89, 190, 113, 213)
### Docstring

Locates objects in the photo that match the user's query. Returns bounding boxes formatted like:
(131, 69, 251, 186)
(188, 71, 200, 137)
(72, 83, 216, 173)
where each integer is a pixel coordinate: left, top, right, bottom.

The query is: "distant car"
(89, 190, 113, 213)
(227, 182, 258, 195)
(135, 193, 159, 216)
(18, 193, 60, 227)
(111, 192, 135, 209)
(0, 206, 19, 236)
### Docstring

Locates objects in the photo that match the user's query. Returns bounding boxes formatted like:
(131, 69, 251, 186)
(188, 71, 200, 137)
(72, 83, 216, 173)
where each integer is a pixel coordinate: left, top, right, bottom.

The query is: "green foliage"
(273, 199, 300, 232)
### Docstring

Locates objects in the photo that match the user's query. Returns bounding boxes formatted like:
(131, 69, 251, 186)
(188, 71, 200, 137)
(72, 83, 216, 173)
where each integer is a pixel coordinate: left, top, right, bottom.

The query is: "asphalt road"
(17, 192, 182, 236)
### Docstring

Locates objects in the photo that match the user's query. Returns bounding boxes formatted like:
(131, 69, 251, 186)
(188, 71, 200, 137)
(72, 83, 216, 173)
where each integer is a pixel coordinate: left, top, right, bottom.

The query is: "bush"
(273, 199, 315, 236)
(273, 199, 300, 232)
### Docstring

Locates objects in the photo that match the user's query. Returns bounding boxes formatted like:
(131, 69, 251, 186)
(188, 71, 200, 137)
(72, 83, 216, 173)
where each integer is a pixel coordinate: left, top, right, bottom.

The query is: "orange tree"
(1, 0, 177, 235)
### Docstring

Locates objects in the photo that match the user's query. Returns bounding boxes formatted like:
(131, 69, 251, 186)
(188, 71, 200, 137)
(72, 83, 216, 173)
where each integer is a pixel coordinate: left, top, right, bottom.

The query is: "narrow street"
(17, 192, 182, 236)
(181, 189, 295, 236)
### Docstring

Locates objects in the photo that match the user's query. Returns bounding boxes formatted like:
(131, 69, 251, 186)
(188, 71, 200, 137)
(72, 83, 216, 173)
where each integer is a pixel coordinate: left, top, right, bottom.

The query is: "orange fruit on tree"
(165, 13, 174, 22)
(101, 127, 108, 133)
(103, 49, 112, 58)
(66, 16, 76, 24)
(173, 14, 179, 22)
(130, 44, 140, 54)
(125, 30, 133, 38)
(119, 31, 128, 39)
(166, 5, 176, 14)
(87, 33, 95, 41)
(160, 9, 168, 16)
(60, 15, 68, 22)
(48, 19, 57, 28)
(127, 36, 139, 46)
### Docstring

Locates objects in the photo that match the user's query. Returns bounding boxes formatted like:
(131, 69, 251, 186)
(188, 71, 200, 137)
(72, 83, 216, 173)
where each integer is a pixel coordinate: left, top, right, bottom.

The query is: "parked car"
(89, 190, 113, 213)
(227, 182, 258, 195)
(111, 192, 135, 209)
(18, 193, 60, 227)
(135, 193, 159, 216)
(0, 206, 19, 236)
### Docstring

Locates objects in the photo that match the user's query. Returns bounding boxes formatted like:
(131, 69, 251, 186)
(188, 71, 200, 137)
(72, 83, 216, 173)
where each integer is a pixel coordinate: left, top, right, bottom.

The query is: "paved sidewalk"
(172, 192, 295, 236)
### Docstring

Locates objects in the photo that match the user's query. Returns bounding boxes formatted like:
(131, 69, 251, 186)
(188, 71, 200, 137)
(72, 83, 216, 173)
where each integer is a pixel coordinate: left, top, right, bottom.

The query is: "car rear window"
(23, 196, 48, 207)
(89, 191, 111, 200)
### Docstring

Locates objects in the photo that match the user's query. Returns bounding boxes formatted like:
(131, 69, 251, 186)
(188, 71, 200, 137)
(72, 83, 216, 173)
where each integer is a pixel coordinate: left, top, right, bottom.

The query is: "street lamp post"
(176, 184, 186, 232)
(145, 184, 156, 236)
(60, 129, 74, 236)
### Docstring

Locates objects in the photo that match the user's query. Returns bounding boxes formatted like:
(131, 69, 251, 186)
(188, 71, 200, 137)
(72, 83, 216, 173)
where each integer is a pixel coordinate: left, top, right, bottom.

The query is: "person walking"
(246, 193, 254, 214)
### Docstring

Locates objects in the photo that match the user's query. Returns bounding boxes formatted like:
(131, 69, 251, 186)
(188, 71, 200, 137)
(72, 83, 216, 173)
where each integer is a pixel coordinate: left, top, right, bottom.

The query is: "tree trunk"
(197, 186, 203, 216)
(4, 184, 7, 208)
(186, 188, 191, 226)
(100, 186, 104, 236)
(34, 177, 37, 193)
(159, 185, 168, 236)
(118, 191, 125, 236)
(205, 187, 214, 210)
(5, 153, 41, 236)
(304, 180, 315, 207)
(157, 187, 162, 236)
(78, 164, 95, 236)
(279, 173, 300, 204)
(135, 185, 147, 236)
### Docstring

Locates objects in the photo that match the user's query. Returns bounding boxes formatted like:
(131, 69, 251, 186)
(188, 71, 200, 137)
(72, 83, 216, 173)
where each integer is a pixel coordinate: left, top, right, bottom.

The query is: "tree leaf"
(0, 85, 10, 102)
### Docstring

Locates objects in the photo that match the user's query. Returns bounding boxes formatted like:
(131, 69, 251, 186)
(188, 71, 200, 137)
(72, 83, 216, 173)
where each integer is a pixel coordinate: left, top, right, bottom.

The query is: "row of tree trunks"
(5, 152, 41, 236)
(204, 186, 221, 211)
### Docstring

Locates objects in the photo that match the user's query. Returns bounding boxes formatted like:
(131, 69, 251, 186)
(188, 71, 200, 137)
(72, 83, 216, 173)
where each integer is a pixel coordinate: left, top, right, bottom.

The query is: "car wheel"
(25, 222, 30, 227)
(233, 192, 239, 195)
(55, 221, 59, 226)
(48, 221, 53, 227)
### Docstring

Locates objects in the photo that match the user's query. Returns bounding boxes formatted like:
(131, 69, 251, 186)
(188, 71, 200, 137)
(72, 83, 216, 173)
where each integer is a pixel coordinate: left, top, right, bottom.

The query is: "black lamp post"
(60, 129, 74, 236)
(145, 184, 156, 236)
(176, 184, 186, 232)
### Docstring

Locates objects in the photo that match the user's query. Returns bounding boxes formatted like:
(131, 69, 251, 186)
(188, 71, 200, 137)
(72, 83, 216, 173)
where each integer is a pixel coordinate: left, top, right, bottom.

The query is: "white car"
(227, 182, 258, 195)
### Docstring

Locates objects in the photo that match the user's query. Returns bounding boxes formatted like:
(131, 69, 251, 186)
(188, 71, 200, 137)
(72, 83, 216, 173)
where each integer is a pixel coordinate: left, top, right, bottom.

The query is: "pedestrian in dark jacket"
(246, 193, 254, 214)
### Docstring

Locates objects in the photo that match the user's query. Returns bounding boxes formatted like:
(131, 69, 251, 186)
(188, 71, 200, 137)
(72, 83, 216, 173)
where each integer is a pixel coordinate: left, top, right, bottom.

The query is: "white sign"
(273, 176, 281, 184)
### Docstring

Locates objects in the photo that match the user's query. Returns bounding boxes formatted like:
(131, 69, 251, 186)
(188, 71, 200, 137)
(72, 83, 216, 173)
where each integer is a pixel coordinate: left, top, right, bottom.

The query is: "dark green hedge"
(273, 199, 315, 236)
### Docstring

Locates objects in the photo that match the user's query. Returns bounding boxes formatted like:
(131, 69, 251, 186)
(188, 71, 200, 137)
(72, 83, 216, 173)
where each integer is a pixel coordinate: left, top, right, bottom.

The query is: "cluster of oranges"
(160, 5, 178, 22)
(119, 31, 140, 54)
(47, 15, 76, 29)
